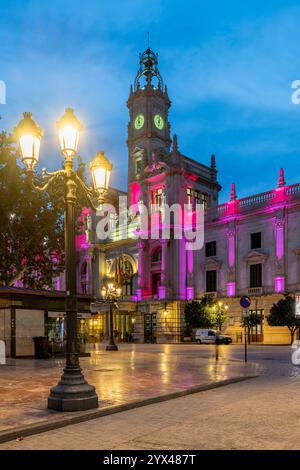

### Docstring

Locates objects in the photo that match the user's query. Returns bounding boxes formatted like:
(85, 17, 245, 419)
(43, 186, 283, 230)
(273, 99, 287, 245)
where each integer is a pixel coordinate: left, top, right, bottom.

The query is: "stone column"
(186, 245, 194, 300)
(137, 239, 147, 300)
(98, 249, 106, 290)
(86, 250, 93, 295)
(91, 248, 99, 298)
(98, 249, 109, 339)
(158, 239, 169, 299)
(226, 228, 236, 297)
(274, 218, 285, 292)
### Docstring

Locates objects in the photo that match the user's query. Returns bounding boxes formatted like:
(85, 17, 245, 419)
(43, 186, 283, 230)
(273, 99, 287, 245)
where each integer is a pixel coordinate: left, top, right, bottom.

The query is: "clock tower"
(127, 47, 171, 202)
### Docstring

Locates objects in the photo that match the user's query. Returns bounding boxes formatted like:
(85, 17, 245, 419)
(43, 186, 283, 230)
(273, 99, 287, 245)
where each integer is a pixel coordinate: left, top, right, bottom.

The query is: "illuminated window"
(152, 188, 163, 207)
(186, 188, 202, 208)
(122, 278, 133, 296)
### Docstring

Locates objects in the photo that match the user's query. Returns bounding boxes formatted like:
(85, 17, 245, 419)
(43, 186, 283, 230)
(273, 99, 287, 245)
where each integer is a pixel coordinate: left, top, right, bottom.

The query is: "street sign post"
(240, 297, 251, 363)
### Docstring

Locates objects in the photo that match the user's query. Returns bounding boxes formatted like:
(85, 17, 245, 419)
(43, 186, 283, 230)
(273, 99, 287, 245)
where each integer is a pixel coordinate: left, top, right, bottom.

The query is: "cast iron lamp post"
(14, 109, 112, 411)
(101, 283, 122, 351)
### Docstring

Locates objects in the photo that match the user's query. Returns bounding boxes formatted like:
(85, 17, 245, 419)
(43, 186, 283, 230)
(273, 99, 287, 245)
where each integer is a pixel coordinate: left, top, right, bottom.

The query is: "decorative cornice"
(244, 249, 268, 264)
(203, 257, 222, 270)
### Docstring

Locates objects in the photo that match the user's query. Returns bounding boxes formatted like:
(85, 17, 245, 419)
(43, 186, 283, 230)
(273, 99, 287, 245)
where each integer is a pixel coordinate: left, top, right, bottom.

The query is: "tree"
(209, 303, 228, 331)
(267, 293, 300, 344)
(0, 131, 87, 290)
(184, 298, 213, 336)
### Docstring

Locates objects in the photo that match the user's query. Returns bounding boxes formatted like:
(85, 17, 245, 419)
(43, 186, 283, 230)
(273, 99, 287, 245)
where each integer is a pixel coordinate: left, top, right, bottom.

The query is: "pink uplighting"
(228, 236, 235, 267)
(186, 286, 194, 300)
(158, 285, 167, 299)
(227, 282, 235, 297)
(187, 249, 193, 274)
(76, 234, 87, 250)
(130, 181, 141, 206)
(274, 276, 285, 293)
(276, 225, 284, 259)
(136, 289, 142, 302)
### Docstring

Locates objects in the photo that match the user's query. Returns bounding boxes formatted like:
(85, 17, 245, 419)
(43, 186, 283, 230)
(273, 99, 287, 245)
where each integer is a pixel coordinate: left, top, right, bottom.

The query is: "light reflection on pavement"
(0, 343, 296, 434)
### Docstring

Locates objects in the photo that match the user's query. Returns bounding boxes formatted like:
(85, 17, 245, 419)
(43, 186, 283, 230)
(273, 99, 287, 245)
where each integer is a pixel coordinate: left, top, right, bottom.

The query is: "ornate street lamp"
(14, 109, 113, 411)
(101, 282, 122, 351)
(90, 151, 112, 202)
(57, 107, 82, 158)
(14, 112, 43, 170)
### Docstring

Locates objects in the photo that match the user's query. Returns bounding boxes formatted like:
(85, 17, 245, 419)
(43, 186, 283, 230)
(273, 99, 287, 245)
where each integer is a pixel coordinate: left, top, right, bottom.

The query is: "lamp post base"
(48, 366, 99, 411)
(106, 343, 119, 351)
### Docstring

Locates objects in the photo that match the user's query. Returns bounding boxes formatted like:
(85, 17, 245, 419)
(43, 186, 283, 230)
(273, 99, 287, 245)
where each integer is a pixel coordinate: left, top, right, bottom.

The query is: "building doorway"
(144, 313, 157, 343)
(249, 309, 264, 343)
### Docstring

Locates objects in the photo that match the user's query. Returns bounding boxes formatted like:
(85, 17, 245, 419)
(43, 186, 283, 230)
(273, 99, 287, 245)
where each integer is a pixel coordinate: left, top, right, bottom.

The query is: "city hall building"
(75, 47, 300, 346)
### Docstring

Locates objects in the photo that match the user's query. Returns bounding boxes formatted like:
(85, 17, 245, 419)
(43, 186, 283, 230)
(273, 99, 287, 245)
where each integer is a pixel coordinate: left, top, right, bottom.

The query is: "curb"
(0, 375, 257, 444)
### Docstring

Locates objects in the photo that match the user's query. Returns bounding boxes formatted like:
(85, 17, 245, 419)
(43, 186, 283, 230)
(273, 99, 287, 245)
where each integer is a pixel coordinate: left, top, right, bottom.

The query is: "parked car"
(215, 333, 232, 345)
(195, 329, 232, 345)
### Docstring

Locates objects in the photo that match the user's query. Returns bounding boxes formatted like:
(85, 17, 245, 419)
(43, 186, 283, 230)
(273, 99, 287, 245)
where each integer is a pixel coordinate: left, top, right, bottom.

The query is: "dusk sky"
(1, 0, 300, 202)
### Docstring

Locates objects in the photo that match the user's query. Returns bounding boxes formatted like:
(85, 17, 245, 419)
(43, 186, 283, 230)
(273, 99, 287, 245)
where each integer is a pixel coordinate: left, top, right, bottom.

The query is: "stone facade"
(76, 48, 300, 345)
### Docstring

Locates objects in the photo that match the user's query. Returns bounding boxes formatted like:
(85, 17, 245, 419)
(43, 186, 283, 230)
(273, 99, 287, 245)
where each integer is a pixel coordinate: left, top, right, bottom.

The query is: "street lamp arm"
(26, 168, 66, 192)
(75, 173, 104, 211)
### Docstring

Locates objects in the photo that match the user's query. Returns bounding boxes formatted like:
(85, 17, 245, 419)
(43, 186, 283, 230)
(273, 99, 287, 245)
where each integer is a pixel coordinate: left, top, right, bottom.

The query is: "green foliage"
(184, 297, 230, 335)
(209, 304, 228, 331)
(267, 293, 300, 343)
(0, 131, 87, 289)
(241, 311, 261, 328)
(184, 298, 213, 335)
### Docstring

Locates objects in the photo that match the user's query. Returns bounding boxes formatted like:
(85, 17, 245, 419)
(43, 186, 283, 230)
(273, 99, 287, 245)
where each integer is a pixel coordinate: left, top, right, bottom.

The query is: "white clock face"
(134, 114, 144, 130)
(154, 114, 164, 130)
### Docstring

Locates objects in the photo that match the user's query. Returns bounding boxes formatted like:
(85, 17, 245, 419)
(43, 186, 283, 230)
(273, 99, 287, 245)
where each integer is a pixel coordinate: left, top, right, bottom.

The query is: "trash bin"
(32, 336, 49, 359)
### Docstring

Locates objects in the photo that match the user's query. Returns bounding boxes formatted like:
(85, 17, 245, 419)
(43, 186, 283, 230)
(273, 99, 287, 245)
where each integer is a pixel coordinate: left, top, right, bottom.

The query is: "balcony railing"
(203, 291, 217, 299)
(247, 287, 263, 296)
(205, 181, 300, 221)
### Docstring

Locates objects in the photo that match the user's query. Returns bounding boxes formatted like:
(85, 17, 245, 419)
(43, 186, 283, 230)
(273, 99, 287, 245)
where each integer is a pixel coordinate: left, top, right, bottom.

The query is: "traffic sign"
(240, 296, 251, 309)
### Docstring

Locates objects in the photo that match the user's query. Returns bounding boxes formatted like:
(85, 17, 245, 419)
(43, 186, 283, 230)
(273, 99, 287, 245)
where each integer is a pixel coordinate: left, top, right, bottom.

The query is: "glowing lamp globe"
(90, 151, 112, 193)
(14, 112, 43, 170)
(56, 108, 83, 158)
(90, 150, 112, 192)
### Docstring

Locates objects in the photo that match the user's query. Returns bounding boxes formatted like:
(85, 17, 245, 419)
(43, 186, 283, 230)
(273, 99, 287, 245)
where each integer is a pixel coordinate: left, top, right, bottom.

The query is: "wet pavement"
(0, 343, 293, 435)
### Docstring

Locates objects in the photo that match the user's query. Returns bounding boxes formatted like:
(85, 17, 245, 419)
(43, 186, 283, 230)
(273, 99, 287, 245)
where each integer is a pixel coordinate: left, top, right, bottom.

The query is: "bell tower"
(127, 48, 171, 202)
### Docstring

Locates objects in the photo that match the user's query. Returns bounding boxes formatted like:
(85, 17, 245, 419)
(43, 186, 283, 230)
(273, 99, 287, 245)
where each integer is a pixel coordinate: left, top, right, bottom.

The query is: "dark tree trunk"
(289, 328, 296, 345)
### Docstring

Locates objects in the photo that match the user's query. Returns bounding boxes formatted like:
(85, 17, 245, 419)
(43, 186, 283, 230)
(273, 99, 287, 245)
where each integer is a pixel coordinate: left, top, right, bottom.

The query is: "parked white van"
(195, 329, 232, 345)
